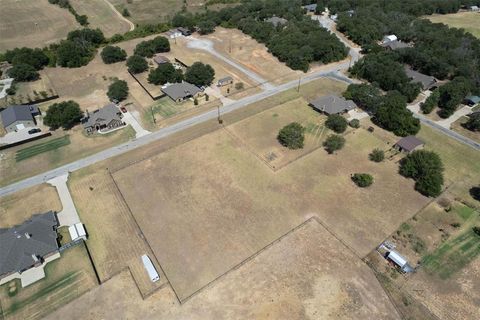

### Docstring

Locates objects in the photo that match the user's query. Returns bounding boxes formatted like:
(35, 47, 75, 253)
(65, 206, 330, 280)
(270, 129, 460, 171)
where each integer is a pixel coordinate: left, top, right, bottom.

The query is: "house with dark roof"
(0, 105, 40, 133)
(381, 40, 412, 51)
(310, 95, 357, 115)
(177, 27, 192, 36)
(217, 76, 233, 87)
(265, 16, 288, 27)
(394, 136, 424, 153)
(0, 211, 60, 286)
(404, 66, 438, 90)
(162, 82, 203, 103)
(464, 95, 480, 106)
(82, 103, 124, 134)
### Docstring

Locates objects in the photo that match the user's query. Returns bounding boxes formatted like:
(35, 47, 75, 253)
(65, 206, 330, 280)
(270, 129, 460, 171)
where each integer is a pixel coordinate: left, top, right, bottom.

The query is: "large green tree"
(43, 100, 83, 130)
(148, 63, 183, 85)
(126, 55, 148, 74)
(101, 46, 127, 64)
(134, 36, 170, 57)
(323, 134, 345, 154)
(107, 79, 129, 102)
(464, 113, 480, 132)
(8, 64, 39, 82)
(277, 122, 305, 149)
(185, 62, 215, 87)
(399, 150, 444, 197)
(325, 114, 348, 133)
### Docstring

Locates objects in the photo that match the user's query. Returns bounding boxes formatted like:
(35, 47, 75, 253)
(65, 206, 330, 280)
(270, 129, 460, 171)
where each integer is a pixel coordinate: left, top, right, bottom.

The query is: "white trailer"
(141, 255, 160, 282)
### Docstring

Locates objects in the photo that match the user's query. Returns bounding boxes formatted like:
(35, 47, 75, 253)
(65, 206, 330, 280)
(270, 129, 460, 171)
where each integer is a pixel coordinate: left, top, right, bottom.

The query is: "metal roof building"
(394, 136, 424, 153)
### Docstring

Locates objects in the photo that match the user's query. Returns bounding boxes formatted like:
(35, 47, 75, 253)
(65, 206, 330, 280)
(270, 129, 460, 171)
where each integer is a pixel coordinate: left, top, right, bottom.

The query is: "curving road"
(103, 0, 135, 32)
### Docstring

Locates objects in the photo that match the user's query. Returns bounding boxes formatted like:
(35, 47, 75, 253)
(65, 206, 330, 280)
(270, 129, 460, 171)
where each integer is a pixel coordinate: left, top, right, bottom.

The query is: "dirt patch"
(45, 220, 400, 319)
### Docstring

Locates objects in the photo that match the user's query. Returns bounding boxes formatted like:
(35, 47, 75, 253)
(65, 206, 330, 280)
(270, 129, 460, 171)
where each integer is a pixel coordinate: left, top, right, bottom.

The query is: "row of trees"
(48, 0, 89, 26)
(134, 36, 170, 58)
(148, 61, 215, 87)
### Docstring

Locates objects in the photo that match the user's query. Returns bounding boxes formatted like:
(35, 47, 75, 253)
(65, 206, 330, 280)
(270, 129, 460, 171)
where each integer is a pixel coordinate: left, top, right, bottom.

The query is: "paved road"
(0, 70, 353, 197)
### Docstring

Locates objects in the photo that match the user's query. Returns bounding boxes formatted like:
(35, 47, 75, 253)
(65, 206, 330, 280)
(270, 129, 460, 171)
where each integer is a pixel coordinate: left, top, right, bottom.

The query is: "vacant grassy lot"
(427, 12, 480, 38)
(0, 243, 97, 320)
(46, 220, 400, 319)
(15, 135, 71, 162)
(68, 170, 167, 296)
(0, 0, 79, 51)
(70, 0, 131, 37)
(113, 118, 427, 300)
(0, 125, 135, 187)
(1, 71, 58, 108)
(227, 97, 330, 169)
(0, 184, 61, 227)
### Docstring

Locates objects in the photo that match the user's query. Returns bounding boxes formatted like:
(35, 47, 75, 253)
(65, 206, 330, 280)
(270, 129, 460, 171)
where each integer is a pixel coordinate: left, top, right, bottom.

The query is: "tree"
(352, 173, 374, 187)
(470, 186, 480, 201)
(101, 46, 127, 64)
(126, 55, 148, 74)
(5, 47, 49, 70)
(325, 114, 348, 133)
(420, 89, 439, 114)
(122, 8, 130, 17)
(185, 62, 215, 86)
(198, 20, 216, 35)
(148, 63, 183, 85)
(107, 79, 129, 102)
(43, 100, 83, 130)
(134, 36, 170, 57)
(437, 77, 473, 118)
(464, 113, 480, 132)
(369, 148, 385, 162)
(67, 28, 105, 46)
(56, 40, 94, 68)
(343, 83, 382, 112)
(323, 134, 345, 154)
(8, 64, 39, 82)
(473, 226, 480, 237)
(277, 122, 305, 149)
(349, 119, 360, 128)
(373, 91, 420, 136)
(399, 150, 444, 197)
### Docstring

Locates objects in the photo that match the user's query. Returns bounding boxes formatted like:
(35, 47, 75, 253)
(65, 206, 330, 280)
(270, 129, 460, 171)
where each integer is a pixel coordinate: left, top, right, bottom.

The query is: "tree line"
(48, 0, 89, 26)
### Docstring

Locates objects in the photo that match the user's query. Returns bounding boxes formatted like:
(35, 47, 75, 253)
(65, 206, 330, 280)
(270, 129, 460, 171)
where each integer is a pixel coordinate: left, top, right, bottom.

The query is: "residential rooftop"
(0, 105, 39, 128)
(310, 95, 357, 115)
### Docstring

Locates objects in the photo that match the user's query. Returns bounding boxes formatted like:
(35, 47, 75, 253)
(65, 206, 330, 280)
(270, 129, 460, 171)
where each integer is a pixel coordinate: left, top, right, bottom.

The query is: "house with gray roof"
(265, 16, 288, 27)
(0, 105, 40, 133)
(310, 95, 357, 115)
(381, 40, 412, 51)
(162, 82, 203, 103)
(0, 211, 60, 286)
(394, 136, 424, 153)
(465, 95, 480, 106)
(405, 66, 438, 90)
(303, 3, 317, 12)
(82, 103, 124, 134)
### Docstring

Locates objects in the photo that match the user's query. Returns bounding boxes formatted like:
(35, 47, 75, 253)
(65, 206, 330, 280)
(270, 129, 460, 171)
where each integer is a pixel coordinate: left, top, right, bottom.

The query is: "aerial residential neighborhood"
(0, 1, 479, 319)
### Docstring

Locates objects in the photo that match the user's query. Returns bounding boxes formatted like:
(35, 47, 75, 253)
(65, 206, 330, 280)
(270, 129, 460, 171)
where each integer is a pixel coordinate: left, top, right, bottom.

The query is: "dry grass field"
(45, 220, 400, 320)
(0, 183, 61, 227)
(67, 170, 167, 296)
(0, 244, 97, 320)
(227, 97, 330, 169)
(427, 12, 480, 38)
(70, 0, 131, 37)
(0, 124, 135, 187)
(112, 117, 428, 300)
(451, 116, 480, 144)
(0, 0, 79, 51)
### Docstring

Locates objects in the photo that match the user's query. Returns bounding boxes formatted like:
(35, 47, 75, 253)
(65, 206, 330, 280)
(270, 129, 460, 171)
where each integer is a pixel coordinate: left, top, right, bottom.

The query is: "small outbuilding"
(0, 104, 40, 133)
(387, 250, 414, 273)
(303, 3, 317, 12)
(394, 136, 424, 153)
(177, 27, 192, 36)
(153, 54, 170, 65)
(217, 76, 233, 87)
(68, 223, 87, 241)
(470, 5, 479, 11)
(464, 95, 480, 106)
(382, 34, 398, 44)
(166, 28, 182, 39)
(162, 82, 203, 103)
(310, 95, 357, 115)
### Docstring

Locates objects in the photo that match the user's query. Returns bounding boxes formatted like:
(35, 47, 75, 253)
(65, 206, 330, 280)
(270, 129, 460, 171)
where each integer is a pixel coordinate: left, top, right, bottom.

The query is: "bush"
(67, 28, 105, 46)
(56, 39, 94, 68)
(107, 79, 129, 102)
(369, 148, 384, 162)
(473, 226, 480, 237)
(122, 8, 130, 17)
(126, 55, 148, 74)
(5, 47, 49, 70)
(352, 173, 374, 187)
(185, 62, 215, 87)
(399, 150, 444, 197)
(470, 186, 480, 201)
(464, 113, 480, 132)
(325, 114, 348, 133)
(420, 89, 439, 114)
(101, 46, 127, 64)
(43, 100, 83, 130)
(148, 63, 183, 85)
(277, 122, 305, 149)
(323, 134, 345, 154)
(349, 119, 360, 128)
(8, 64, 39, 82)
(235, 82, 244, 90)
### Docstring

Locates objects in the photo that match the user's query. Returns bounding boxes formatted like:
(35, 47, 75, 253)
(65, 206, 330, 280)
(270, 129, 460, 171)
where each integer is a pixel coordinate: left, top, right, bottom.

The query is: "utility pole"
(217, 105, 223, 124)
(151, 106, 156, 124)
(229, 39, 232, 53)
(297, 76, 301, 92)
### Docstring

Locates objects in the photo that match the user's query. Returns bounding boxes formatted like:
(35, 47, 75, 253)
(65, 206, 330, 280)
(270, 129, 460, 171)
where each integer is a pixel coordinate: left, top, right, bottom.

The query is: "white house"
(470, 5, 479, 11)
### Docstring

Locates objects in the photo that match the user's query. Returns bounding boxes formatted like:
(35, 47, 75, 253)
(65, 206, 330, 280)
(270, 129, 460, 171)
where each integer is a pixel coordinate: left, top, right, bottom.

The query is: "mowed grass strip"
(422, 215, 480, 279)
(15, 136, 71, 162)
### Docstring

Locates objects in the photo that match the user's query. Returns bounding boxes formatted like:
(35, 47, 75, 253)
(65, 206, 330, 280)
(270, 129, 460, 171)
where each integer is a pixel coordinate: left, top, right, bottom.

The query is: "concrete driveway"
(436, 105, 472, 129)
(0, 127, 44, 145)
(122, 110, 150, 138)
(47, 174, 80, 227)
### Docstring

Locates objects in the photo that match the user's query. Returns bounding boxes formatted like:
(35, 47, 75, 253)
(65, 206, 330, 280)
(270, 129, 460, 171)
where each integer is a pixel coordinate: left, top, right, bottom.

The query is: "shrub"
(67, 28, 105, 46)
(473, 226, 480, 237)
(122, 8, 130, 17)
(185, 62, 215, 87)
(464, 113, 480, 132)
(399, 150, 444, 197)
(134, 36, 170, 57)
(277, 122, 305, 149)
(352, 173, 374, 187)
(325, 114, 348, 133)
(43, 100, 83, 130)
(8, 64, 39, 82)
(126, 55, 148, 74)
(235, 82, 244, 90)
(349, 119, 360, 128)
(420, 89, 439, 114)
(5, 47, 49, 70)
(56, 39, 94, 68)
(107, 79, 129, 102)
(101, 46, 127, 64)
(148, 63, 183, 85)
(369, 148, 384, 162)
(323, 134, 345, 154)
(470, 186, 480, 201)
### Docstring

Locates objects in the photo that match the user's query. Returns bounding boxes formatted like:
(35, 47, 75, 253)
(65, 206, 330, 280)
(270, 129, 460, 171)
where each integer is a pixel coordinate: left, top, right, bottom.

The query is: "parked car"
(28, 128, 41, 134)
(120, 107, 127, 113)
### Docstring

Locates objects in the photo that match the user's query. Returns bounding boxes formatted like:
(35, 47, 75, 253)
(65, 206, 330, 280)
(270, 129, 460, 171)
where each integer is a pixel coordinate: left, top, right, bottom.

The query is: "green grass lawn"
(427, 12, 480, 38)
(15, 135, 71, 162)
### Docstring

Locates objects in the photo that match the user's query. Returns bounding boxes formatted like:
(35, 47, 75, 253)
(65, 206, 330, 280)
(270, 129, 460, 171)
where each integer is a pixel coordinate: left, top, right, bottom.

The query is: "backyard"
(427, 12, 480, 38)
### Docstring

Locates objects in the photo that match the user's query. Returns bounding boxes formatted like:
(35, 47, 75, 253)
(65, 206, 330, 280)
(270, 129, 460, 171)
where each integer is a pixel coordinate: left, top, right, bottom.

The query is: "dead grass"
(427, 12, 480, 38)
(450, 115, 480, 143)
(67, 170, 167, 296)
(0, 243, 97, 320)
(70, 0, 131, 37)
(0, 0, 79, 52)
(0, 183, 62, 227)
(45, 220, 400, 320)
